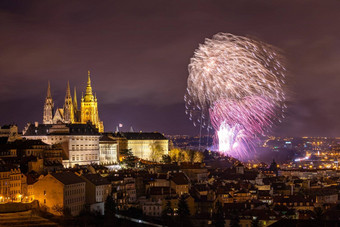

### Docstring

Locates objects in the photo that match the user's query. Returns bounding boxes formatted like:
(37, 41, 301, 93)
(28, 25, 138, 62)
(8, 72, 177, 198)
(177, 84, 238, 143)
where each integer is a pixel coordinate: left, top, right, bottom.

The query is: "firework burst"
(185, 33, 287, 160)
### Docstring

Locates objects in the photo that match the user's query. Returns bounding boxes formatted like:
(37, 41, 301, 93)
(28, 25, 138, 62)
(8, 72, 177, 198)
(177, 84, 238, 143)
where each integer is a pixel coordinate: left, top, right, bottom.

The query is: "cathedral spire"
(47, 81, 52, 98)
(85, 70, 94, 101)
(64, 81, 74, 123)
(43, 81, 54, 124)
(73, 86, 78, 110)
(66, 81, 72, 98)
(87, 70, 91, 86)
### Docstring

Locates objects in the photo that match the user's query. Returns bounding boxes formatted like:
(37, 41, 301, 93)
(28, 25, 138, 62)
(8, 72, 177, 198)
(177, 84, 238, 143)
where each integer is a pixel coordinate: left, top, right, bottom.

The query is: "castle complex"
(43, 71, 104, 132)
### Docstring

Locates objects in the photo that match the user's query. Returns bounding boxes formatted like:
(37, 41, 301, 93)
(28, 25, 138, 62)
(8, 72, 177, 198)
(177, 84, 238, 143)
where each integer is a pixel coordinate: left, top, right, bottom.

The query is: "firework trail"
(184, 33, 287, 160)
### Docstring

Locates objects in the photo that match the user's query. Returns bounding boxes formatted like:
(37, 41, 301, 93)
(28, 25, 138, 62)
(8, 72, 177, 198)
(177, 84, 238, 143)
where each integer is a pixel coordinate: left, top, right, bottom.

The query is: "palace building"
(43, 71, 104, 132)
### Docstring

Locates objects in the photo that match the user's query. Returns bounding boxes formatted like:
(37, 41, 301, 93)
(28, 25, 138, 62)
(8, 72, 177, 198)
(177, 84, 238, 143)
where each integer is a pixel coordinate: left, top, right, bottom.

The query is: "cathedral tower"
(43, 81, 54, 124)
(80, 71, 104, 132)
(63, 81, 74, 123)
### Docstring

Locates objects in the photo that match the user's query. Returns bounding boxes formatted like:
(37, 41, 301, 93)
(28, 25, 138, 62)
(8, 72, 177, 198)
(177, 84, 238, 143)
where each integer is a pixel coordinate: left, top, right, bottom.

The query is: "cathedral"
(43, 71, 104, 132)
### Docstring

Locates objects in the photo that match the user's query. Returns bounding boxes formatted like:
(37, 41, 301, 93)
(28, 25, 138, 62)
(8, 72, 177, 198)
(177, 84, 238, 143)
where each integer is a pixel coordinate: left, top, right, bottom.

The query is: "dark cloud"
(0, 0, 340, 136)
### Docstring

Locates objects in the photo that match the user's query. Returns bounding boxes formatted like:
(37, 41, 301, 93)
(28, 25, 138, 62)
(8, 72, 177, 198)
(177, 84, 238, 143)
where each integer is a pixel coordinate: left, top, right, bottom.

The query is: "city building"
(0, 162, 23, 203)
(33, 172, 86, 216)
(0, 125, 20, 142)
(99, 134, 119, 165)
(43, 71, 104, 132)
(81, 174, 111, 215)
(111, 132, 169, 161)
(22, 122, 100, 168)
(142, 200, 162, 217)
(170, 172, 190, 196)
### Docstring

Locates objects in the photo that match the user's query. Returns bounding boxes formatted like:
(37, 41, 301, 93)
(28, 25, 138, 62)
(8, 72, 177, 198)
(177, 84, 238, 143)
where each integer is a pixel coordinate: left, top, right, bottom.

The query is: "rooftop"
(50, 172, 85, 185)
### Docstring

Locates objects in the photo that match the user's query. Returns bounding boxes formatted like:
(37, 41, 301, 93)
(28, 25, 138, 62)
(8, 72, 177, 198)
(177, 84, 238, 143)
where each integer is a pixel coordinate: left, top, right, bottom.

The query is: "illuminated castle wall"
(43, 71, 104, 132)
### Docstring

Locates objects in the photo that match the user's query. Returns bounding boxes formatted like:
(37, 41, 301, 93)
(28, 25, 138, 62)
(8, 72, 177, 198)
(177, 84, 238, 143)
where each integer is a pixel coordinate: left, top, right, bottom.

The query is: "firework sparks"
(185, 33, 287, 160)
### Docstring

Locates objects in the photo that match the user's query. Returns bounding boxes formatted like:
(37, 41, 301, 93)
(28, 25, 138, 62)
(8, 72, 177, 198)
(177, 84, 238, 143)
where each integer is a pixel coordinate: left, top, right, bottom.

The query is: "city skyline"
(1, 1, 340, 136)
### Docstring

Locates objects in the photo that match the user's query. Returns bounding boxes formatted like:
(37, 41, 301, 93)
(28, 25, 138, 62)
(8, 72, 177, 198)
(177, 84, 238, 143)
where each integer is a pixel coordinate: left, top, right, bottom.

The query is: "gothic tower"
(63, 81, 74, 123)
(43, 81, 54, 124)
(73, 87, 80, 122)
(80, 71, 104, 132)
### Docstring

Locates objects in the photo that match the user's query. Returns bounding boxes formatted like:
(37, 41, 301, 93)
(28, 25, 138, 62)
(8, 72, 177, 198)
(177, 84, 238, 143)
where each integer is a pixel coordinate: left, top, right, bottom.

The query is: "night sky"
(1, 0, 340, 136)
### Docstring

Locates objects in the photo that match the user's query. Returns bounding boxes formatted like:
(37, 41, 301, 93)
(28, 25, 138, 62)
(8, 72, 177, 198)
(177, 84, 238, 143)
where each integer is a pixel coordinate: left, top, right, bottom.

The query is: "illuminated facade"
(22, 123, 100, 168)
(99, 134, 119, 165)
(0, 164, 23, 203)
(112, 132, 169, 162)
(33, 172, 86, 216)
(43, 71, 104, 132)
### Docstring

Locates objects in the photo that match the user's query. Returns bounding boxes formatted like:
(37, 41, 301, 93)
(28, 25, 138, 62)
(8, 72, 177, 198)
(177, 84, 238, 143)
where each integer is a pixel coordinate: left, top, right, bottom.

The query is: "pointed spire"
(86, 70, 93, 96)
(87, 70, 91, 86)
(47, 81, 51, 98)
(73, 86, 78, 110)
(66, 81, 71, 98)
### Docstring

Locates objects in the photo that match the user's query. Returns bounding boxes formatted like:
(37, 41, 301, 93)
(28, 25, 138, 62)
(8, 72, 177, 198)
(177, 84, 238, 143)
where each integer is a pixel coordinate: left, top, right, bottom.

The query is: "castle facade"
(43, 71, 104, 132)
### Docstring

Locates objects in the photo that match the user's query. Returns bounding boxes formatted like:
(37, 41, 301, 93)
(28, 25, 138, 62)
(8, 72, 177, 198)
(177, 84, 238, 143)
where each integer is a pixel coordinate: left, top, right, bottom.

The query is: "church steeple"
(86, 71, 93, 94)
(84, 70, 94, 102)
(63, 81, 74, 123)
(73, 86, 78, 111)
(66, 81, 71, 98)
(80, 71, 104, 132)
(43, 81, 54, 124)
(47, 81, 52, 98)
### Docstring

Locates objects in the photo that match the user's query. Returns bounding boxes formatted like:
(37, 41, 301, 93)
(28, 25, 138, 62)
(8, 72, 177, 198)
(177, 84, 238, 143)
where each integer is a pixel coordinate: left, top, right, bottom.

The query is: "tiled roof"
(50, 172, 85, 185)
(170, 172, 189, 185)
(100, 133, 116, 142)
(121, 132, 167, 140)
(82, 174, 111, 186)
(23, 123, 99, 136)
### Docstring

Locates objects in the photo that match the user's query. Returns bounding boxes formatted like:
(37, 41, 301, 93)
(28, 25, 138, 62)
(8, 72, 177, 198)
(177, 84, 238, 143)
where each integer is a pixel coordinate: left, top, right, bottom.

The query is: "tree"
(177, 195, 191, 227)
(52, 204, 64, 216)
(120, 149, 136, 168)
(162, 155, 171, 164)
(169, 148, 181, 162)
(162, 200, 175, 226)
(150, 143, 164, 162)
(193, 151, 204, 163)
(212, 201, 225, 227)
(105, 194, 116, 216)
(52, 204, 71, 217)
(314, 207, 324, 221)
(162, 200, 173, 217)
(181, 150, 190, 162)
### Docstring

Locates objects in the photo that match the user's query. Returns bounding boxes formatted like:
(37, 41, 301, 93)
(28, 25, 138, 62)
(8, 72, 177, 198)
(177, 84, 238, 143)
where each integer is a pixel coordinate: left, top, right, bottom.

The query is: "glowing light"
(294, 155, 310, 162)
(217, 122, 241, 153)
(185, 33, 287, 160)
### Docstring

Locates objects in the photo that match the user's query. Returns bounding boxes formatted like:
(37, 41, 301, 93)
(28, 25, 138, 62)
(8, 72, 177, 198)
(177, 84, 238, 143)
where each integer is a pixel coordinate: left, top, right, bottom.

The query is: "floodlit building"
(0, 163, 23, 203)
(33, 172, 86, 216)
(99, 134, 119, 165)
(42, 71, 104, 132)
(111, 132, 169, 161)
(22, 122, 100, 168)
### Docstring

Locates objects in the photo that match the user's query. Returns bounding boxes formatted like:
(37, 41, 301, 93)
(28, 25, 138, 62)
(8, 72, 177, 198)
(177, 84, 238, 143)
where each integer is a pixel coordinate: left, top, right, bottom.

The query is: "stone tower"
(63, 81, 74, 123)
(80, 71, 104, 132)
(43, 81, 54, 124)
